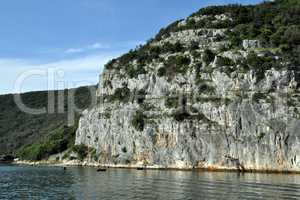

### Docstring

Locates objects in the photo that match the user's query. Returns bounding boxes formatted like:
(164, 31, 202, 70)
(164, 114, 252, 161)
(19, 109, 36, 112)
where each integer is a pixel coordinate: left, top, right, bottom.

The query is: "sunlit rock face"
(76, 8, 300, 171)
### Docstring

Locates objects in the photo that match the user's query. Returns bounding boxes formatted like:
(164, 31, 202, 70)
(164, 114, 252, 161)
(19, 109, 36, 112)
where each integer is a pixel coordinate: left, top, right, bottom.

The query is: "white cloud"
(44, 54, 114, 72)
(89, 42, 110, 49)
(0, 40, 143, 94)
(65, 48, 84, 54)
(64, 42, 110, 54)
(64, 40, 144, 55)
(0, 53, 119, 94)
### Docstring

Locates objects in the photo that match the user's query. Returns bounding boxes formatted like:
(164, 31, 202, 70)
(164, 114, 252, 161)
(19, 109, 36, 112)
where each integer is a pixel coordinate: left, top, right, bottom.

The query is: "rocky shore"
(12, 159, 300, 174)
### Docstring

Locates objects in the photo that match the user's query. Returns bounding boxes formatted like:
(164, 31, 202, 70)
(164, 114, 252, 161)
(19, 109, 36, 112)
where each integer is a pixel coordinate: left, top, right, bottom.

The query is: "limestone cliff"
(75, 1, 300, 171)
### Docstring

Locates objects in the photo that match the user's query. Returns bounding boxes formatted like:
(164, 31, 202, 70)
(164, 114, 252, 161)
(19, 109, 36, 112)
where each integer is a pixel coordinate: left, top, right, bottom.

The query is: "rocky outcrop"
(242, 40, 261, 49)
(75, 6, 300, 171)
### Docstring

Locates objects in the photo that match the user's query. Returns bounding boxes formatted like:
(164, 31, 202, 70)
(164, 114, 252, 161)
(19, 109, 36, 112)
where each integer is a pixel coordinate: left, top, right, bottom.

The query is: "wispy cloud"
(65, 48, 84, 54)
(64, 42, 110, 54)
(89, 42, 110, 49)
(0, 52, 120, 94)
(0, 40, 144, 94)
(64, 40, 144, 55)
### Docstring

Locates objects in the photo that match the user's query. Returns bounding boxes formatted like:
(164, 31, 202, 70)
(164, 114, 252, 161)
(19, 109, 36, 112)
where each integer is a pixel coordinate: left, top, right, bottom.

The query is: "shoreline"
(12, 160, 300, 174)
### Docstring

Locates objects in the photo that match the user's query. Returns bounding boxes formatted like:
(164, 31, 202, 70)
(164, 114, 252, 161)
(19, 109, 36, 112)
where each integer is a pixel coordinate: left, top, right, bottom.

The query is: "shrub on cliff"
(161, 42, 184, 53)
(215, 56, 235, 67)
(72, 144, 89, 161)
(157, 67, 167, 77)
(155, 20, 182, 41)
(202, 49, 215, 64)
(172, 110, 211, 123)
(198, 83, 216, 95)
(245, 52, 283, 82)
(148, 45, 161, 59)
(135, 89, 147, 104)
(173, 111, 191, 122)
(131, 110, 146, 131)
(109, 87, 131, 103)
(190, 41, 200, 50)
(164, 55, 191, 74)
(252, 92, 274, 104)
(125, 64, 146, 78)
(165, 96, 179, 109)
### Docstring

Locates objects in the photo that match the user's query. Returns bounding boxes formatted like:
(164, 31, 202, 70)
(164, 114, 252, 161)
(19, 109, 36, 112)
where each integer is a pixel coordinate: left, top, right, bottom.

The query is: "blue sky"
(0, 0, 263, 94)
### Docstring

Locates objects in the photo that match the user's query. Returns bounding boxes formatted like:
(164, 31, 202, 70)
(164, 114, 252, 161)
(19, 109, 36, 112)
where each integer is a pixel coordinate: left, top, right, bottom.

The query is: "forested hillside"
(0, 86, 95, 157)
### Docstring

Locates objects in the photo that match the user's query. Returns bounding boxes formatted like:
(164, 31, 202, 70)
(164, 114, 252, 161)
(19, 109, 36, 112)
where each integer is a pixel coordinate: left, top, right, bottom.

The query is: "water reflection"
(1, 165, 300, 200)
(0, 165, 75, 199)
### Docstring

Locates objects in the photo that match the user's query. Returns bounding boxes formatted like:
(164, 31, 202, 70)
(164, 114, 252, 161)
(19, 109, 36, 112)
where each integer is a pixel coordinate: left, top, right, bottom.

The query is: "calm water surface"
(1, 164, 300, 200)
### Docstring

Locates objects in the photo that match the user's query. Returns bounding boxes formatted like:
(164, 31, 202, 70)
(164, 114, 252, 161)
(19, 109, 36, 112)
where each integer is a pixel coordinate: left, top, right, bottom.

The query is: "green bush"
(198, 83, 216, 94)
(155, 20, 182, 41)
(202, 49, 215, 64)
(215, 56, 235, 66)
(105, 44, 160, 72)
(136, 89, 146, 104)
(17, 144, 44, 161)
(270, 26, 286, 47)
(211, 20, 234, 29)
(109, 87, 131, 103)
(190, 41, 200, 50)
(175, 55, 191, 66)
(237, 61, 250, 73)
(282, 25, 300, 46)
(125, 64, 146, 78)
(148, 45, 161, 59)
(257, 132, 266, 141)
(186, 18, 196, 27)
(164, 55, 191, 74)
(72, 144, 89, 161)
(245, 52, 283, 82)
(90, 148, 98, 161)
(173, 111, 191, 122)
(162, 42, 184, 53)
(252, 92, 274, 104)
(131, 110, 146, 131)
(157, 67, 167, 77)
(165, 96, 179, 109)
(172, 111, 210, 122)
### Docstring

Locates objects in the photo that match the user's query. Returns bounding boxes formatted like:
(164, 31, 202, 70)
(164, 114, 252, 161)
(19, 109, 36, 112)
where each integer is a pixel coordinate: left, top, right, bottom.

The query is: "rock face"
(242, 40, 261, 49)
(75, 6, 300, 171)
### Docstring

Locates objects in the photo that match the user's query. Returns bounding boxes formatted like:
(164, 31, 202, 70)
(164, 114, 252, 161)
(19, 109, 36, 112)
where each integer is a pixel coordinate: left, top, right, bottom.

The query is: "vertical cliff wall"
(76, 1, 300, 171)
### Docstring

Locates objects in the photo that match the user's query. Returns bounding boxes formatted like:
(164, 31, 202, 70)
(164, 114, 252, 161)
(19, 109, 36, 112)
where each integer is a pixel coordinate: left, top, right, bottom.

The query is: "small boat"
(97, 168, 107, 172)
(136, 167, 145, 170)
